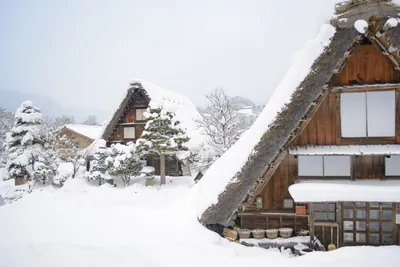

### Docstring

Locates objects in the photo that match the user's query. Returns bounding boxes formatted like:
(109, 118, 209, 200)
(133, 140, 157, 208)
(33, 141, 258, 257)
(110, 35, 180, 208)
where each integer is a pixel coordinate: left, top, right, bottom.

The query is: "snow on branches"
(87, 141, 143, 186)
(4, 101, 58, 184)
(136, 107, 190, 156)
(0, 108, 14, 167)
(136, 107, 190, 185)
(109, 143, 143, 186)
(196, 88, 241, 157)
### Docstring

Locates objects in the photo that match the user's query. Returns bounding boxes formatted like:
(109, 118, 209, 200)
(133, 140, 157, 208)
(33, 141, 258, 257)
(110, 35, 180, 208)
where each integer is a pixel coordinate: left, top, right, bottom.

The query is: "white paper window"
(298, 156, 323, 176)
(136, 109, 146, 121)
(367, 91, 395, 137)
(385, 155, 400, 176)
(341, 92, 367, 137)
(298, 155, 351, 177)
(341, 91, 395, 137)
(324, 156, 351, 176)
(123, 127, 135, 139)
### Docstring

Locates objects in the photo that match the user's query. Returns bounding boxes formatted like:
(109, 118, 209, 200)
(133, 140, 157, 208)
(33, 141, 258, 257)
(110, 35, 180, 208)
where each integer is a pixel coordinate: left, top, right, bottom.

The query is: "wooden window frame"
(385, 155, 400, 177)
(297, 155, 352, 178)
(341, 202, 396, 246)
(336, 88, 398, 144)
(135, 108, 147, 122)
(123, 126, 136, 139)
(313, 203, 337, 222)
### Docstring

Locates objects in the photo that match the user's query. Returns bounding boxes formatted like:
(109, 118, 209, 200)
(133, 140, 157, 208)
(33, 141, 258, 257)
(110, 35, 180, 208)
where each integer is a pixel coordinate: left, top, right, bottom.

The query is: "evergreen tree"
(109, 142, 142, 186)
(0, 108, 14, 167)
(4, 101, 55, 184)
(136, 107, 189, 185)
(88, 144, 112, 185)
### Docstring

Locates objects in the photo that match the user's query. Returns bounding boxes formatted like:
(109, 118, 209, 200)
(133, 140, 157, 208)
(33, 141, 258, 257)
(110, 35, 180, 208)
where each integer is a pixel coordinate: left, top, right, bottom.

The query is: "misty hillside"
(0, 90, 109, 122)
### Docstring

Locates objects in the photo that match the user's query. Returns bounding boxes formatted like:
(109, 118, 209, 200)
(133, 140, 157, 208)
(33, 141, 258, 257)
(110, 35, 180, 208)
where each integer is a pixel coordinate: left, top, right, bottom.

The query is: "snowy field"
(0, 174, 399, 267)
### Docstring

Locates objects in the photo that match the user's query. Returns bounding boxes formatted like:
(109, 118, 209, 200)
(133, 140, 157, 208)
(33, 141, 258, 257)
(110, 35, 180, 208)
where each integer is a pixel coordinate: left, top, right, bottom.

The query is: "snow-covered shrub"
(109, 142, 143, 186)
(57, 135, 82, 179)
(189, 143, 219, 173)
(4, 101, 57, 184)
(136, 107, 189, 184)
(53, 162, 75, 186)
(87, 144, 112, 185)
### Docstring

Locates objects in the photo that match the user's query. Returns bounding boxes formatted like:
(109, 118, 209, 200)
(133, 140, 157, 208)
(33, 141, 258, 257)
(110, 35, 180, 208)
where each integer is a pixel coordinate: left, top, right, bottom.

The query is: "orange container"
(296, 206, 306, 215)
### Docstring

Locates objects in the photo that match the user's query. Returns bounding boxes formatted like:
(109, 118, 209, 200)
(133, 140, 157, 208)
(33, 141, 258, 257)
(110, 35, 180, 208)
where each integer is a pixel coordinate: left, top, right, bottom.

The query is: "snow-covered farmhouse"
(58, 124, 102, 149)
(197, 0, 400, 249)
(94, 80, 204, 176)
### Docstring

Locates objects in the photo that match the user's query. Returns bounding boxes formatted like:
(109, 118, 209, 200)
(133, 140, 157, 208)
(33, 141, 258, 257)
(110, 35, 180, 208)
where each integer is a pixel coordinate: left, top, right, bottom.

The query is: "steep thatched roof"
(100, 80, 206, 149)
(199, 0, 400, 226)
(101, 82, 149, 141)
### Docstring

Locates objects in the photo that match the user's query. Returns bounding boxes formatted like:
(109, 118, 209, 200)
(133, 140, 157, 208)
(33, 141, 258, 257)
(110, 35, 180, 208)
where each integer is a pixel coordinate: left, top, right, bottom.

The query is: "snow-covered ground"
(0, 175, 399, 267)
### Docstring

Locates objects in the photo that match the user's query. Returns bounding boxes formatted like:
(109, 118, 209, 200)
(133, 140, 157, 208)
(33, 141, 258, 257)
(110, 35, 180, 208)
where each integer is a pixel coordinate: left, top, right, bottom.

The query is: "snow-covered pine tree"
(4, 101, 55, 185)
(136, 107, 190, 185)
(109, 142, 142, 186)
(88, 144, 112, 185)
(0, 108, 14, 167)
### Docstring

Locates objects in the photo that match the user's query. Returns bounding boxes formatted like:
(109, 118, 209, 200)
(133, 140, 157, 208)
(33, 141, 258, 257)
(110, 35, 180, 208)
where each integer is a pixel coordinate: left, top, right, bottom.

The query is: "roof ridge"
(66, 124, 102, 127)
(335, 0, 393, 14)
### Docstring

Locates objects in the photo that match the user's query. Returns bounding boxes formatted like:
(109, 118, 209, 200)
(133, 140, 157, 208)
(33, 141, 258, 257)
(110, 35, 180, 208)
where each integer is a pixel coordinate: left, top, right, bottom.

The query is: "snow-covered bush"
(108, 142, 143, 186)
(136, 107, 189, 184)
(57, 135, 82, 178)
(87, 144, 112, 185)
(4, 101, 57, 184)
(190, 143, 219, 173)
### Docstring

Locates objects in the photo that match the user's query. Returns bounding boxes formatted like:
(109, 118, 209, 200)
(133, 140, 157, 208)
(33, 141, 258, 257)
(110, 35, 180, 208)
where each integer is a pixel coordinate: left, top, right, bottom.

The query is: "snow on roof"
(195, 24, 336, 218)
(289, 145, 400, 155)
(79, 121, 109, 157)
(64, 124, 103, 140)
(136, 80, 206, 149)
(289, 180, 400, 203)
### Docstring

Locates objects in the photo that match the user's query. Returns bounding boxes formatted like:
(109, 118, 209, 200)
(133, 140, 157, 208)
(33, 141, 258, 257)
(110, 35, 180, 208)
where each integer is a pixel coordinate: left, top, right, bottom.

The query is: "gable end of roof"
(200, 28, 362, 226)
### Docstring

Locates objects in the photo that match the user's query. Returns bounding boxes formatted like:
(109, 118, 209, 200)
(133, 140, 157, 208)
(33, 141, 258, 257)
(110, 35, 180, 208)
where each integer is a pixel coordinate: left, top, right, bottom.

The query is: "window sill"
(340, 137, 395, 145)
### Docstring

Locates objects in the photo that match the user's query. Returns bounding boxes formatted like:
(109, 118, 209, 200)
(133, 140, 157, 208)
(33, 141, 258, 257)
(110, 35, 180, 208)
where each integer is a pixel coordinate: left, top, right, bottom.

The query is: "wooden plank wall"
(294, 44, 400, 146)
(294, 91, 337, 146)
(293, 89, 400, 146)
(108, 94, 148, 142)
(335, 44, 400, 85)
(260, 155, 297, 209)
(255, 154, 395, 210)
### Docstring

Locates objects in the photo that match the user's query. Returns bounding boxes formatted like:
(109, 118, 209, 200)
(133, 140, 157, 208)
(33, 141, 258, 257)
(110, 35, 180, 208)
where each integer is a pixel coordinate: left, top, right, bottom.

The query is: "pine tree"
(4, 101, 55, 185)
(136, 107, 189, 185)
(0, 108, 14, 167)
(109, 142, 142, 186)
(88, 144, 112, 185)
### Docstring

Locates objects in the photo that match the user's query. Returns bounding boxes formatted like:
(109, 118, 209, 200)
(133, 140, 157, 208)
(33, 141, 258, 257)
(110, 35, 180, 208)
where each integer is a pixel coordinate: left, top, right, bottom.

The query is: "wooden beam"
(332, 83, 400, 92)
(309, 203, 315, 246)
(371, 37, 400, 72)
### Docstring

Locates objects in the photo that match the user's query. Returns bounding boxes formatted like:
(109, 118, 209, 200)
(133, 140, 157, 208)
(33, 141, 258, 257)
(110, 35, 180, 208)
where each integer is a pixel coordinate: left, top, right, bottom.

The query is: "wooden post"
(309, 203, 315, 247)
(160, 153, 166, 185)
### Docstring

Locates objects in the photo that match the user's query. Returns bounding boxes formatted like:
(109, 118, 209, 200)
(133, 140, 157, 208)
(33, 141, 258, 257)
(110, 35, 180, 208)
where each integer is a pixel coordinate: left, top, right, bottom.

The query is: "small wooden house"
(199, 0, 400, 248)
(58, 124, 102, 149)
(96, 80, 205, 176)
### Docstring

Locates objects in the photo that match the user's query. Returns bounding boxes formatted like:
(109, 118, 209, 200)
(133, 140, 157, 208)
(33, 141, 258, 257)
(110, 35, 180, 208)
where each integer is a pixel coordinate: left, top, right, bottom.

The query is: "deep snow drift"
(0, 175, 399, 267)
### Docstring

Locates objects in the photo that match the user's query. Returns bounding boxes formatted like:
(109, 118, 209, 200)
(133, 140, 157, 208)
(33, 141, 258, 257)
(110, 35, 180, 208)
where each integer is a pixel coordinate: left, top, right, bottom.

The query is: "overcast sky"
(0, 0, 362, 112)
